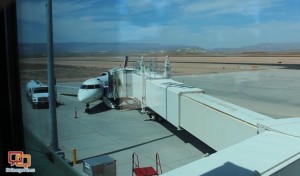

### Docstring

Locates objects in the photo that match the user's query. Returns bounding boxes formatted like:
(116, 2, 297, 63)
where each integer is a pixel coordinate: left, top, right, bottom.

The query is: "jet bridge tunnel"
(131, 73, 273, 151)
(107, 57, 300, 175)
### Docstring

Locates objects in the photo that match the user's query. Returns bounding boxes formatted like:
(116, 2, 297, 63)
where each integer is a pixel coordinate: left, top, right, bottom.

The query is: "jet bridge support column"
(140, 56, 147, 113)
(164, 56, 171, 78)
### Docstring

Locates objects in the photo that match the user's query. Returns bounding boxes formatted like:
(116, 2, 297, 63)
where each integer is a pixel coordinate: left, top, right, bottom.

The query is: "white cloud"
(16, 0, 105, 24)
(183, 0, 282, 16)
(53, 17, 119, 42)
(123, 19, 300, 49)
(118, 21, 161, 42)
(193, 19, 300, 48)
(17, 0, 300, 48)
(53, 1, 88, 14)
(125, 0, 174, 14)
(253, 20, 300, 43)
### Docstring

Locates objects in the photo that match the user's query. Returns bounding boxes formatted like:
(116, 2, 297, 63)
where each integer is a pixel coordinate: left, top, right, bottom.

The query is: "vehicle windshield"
(33, 87, 48, 93)
(80, 84, 101, 89)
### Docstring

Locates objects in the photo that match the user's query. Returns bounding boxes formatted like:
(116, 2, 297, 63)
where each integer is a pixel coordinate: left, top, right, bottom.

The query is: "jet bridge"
(109, 56, 300, 175)
(130, 57, 273, 151)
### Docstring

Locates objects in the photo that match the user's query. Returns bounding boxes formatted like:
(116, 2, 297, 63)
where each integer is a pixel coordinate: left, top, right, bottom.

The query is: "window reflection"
(14, 0, 300, 175)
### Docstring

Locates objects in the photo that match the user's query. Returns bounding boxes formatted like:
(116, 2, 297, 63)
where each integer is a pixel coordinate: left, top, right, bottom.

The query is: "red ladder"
(132, 152, 162, 176)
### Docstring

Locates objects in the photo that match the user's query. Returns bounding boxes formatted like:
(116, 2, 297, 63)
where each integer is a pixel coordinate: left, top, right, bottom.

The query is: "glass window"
(80, 85, 87, 89)
(86, 85, 94, 89)
(11, 0, 300, 175)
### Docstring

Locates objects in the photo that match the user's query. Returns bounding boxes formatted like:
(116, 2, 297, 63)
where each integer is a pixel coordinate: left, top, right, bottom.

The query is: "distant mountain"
(214, 42, 300, 52)
(19, 42, 300, 57)
(19, 42, 192, 57)
(176, 47, 207, 53)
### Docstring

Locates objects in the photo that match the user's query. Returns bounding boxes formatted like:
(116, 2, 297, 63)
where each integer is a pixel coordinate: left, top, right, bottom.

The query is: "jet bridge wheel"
(147, 111, 163, 123)
(85, 108, 90, 113)
(155, 116, 163, 123)
(85, 103, 90, 113)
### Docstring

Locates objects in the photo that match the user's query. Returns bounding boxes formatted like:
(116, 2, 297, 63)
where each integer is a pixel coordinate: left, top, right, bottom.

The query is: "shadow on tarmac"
(159, 119, 216, 155)
(86, 102, 110, 114)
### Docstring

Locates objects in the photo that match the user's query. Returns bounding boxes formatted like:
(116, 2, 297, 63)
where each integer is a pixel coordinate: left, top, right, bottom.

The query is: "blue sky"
(17, 0, 300, 49)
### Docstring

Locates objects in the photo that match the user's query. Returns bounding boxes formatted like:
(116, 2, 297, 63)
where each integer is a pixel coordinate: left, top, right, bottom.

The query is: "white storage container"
(83, 155, 116, 176)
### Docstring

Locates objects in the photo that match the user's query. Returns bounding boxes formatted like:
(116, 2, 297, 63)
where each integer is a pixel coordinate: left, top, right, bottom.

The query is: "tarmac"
(21, 67, 300, 175)
(21, 82, 213, 176)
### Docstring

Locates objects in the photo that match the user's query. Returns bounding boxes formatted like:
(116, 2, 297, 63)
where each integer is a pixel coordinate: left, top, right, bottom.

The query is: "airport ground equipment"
(132, 152, 162, 176)
(25, 80, 50, 109)
(83, 155, 116, 176)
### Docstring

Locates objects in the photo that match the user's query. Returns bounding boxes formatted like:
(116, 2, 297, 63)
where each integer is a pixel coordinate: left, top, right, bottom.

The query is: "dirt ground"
(19, 56, 300, 84)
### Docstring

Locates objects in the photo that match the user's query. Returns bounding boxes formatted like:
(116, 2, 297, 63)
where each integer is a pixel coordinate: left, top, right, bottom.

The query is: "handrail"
(132, 152, 140, 176)
(156, 153, 162, 174)
(132, 152, 162, 176)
